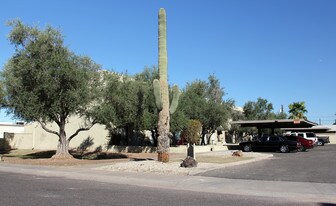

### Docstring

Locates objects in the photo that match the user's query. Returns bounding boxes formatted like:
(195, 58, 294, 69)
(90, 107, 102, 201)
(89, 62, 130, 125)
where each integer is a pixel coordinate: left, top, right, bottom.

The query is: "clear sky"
(0, 0, 335, 124)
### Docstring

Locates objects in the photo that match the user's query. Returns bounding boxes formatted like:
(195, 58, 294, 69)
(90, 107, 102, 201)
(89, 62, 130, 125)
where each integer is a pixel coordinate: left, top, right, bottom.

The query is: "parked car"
(239, 136, 301, 153)
(289, 132, 318, 145)
(286, 135, 314, 151)
(316, 136, 330, 146)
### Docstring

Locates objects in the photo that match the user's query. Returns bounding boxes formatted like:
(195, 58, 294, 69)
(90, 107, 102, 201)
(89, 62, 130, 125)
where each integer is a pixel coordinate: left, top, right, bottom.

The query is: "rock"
(232, 150, 243, 157)
(180, 156, 198, 168)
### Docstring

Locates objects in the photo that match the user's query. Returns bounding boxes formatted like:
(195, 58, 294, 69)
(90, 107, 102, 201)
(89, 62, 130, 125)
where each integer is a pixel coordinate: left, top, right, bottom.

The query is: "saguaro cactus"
(154, 8, 179, 162)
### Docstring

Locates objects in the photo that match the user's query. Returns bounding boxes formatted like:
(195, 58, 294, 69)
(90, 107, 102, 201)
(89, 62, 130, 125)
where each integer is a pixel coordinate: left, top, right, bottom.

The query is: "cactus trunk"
(154, 8, 179, 163)
(157, 8, 170, 162)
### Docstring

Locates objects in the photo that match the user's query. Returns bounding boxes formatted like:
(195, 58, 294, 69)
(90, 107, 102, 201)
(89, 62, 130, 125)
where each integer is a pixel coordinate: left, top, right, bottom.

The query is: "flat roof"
(231, 119, 318, 129)
(282, 125, 336, 132)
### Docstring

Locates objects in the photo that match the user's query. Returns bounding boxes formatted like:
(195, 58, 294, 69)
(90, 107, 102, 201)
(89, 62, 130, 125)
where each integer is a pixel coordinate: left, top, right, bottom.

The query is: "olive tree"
(179, 75, 233, 132)
(2, 20, 101, 159)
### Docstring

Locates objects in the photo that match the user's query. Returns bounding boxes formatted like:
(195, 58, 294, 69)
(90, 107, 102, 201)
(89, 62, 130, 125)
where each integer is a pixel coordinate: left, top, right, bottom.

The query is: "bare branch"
(68, 121, 96, 142)
(37, 120, 59, 137)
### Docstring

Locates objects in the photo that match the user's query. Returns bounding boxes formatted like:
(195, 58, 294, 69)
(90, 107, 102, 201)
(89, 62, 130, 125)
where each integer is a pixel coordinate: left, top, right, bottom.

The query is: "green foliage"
(243, 97, 274, 120)
(179, 80, 207, 122)
(275, 111, 288, 119)
(180, 119, 202, 144)
(96, 67, 163, 145)
(207, 74, 225, 103)
(232, 98, 288, 137)
(136, 67, 160, 131)
(0, 81, 5, 107)
(179, 75, 233, 131)
(2, 20, 101, 156)
(288, 101, 307, 120)
(98, 72, 147, 129)
(170, 108, 188, 134)
(3, 20, 101, 123)
(0, 138, 11, 154)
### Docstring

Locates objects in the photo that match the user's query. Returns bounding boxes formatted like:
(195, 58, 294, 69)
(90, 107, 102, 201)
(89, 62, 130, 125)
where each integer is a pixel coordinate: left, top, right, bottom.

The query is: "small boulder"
(180, 156, 198, 168)
(232, 150, 243, 157)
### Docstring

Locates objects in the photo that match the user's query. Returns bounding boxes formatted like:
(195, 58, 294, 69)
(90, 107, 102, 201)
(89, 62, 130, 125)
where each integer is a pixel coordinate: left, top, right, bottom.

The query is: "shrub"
(180, 119, 202, 144)
(0, 138, 11, 154)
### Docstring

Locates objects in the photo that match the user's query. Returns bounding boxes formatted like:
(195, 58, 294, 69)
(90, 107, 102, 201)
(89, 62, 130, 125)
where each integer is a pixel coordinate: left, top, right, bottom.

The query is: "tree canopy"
(2, 20, 101, 158)
(288, 101, 308, 120)
(179, 75, 233, 132)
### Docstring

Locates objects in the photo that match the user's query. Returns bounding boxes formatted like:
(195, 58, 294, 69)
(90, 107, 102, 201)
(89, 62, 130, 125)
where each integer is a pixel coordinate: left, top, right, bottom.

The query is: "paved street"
(0, 145, 336, 205)
(0, 171, 320, 206)
(199, 144, 336, 183)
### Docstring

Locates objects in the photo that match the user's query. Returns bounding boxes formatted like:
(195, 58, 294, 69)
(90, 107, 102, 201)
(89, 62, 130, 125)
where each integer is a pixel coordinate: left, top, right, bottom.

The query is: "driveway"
(198, 144, 336, 183)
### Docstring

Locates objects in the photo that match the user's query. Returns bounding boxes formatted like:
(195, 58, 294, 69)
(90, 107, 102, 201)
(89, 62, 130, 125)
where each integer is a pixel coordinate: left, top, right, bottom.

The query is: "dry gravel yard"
(0, 149, 259, 175)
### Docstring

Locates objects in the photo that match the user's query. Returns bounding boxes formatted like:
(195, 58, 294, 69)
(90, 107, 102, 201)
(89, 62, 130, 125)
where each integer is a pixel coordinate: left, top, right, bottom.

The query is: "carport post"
(271, 127, 275, 136)
(258, 128, 262, 137)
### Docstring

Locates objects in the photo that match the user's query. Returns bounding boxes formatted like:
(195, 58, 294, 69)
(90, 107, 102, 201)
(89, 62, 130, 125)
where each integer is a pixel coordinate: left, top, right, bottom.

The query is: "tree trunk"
(52, 118, 73, 159)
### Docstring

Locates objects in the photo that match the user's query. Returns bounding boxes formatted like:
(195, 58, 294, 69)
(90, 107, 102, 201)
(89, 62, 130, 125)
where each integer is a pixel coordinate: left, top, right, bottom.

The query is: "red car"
(286, 135, 314, 151)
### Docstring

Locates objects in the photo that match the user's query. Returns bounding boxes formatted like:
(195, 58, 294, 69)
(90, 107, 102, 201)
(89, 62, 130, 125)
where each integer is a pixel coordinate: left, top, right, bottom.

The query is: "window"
(306, 133, 316, 137)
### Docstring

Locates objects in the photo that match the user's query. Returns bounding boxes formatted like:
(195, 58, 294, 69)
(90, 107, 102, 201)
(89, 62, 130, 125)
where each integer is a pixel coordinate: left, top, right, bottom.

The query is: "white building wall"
(315, 132, 336, 144)
(8, 116, 109, 151)
(0, 123, 25, 139)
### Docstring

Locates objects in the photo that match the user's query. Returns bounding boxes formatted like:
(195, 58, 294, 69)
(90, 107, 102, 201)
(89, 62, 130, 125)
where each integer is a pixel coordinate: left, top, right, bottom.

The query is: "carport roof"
(231, 119, 318, 129)
(282, 125, 336, 133)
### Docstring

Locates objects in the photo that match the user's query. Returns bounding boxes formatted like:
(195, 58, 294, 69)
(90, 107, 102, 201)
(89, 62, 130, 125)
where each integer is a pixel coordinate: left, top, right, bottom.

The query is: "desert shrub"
(180, 119, 202, 144)
(0, 138, 11, 154)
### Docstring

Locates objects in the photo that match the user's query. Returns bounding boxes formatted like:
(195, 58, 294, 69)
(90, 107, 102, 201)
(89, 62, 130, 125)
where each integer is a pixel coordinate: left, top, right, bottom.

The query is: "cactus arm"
(153, 79, 163, 110)
(169, 85, 179, 114)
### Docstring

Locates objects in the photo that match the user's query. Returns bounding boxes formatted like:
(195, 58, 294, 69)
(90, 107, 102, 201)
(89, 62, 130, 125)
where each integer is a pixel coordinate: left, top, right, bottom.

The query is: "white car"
(289, 132, 318, 144)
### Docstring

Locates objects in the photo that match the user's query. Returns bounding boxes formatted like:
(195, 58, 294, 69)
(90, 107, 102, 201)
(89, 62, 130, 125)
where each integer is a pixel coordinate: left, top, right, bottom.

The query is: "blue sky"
(0, 0, 335, 124)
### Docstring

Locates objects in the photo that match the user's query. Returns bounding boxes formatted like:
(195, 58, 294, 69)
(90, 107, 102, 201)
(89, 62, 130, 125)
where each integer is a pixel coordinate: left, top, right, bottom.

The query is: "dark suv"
(239, 136, 301, 153)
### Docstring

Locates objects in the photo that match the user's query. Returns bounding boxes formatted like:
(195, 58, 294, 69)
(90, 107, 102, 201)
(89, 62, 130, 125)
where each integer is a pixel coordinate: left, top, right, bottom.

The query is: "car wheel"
(280, 145, 289, 153)
(243, 144, 252, 152)
(317, 140, 324, 146)
(297, 146, 306, 152)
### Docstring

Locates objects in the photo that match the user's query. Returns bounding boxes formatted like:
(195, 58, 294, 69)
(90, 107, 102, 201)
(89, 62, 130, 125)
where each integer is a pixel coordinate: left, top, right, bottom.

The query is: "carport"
(232, 119, 318, 136)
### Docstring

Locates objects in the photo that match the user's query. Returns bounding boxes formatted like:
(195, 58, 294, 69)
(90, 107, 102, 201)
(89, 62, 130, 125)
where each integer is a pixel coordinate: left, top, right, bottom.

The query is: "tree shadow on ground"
(73, 152, 128, 160)
(131, 158, 155, 161)
(20, 150, 56, 159)
(5, 150, 129, 160)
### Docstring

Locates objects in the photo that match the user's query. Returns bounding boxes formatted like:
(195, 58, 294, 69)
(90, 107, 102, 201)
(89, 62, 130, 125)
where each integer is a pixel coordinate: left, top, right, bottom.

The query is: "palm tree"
(288, 101, 308, 120)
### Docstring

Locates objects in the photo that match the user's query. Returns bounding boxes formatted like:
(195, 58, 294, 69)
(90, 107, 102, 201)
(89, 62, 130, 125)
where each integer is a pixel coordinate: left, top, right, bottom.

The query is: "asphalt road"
(0, 171, 318, 206)
(199, 144, 336, 183)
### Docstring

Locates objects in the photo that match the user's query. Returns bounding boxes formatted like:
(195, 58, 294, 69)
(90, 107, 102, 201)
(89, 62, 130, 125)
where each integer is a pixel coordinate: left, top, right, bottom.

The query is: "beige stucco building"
(6, 116, 109, 151)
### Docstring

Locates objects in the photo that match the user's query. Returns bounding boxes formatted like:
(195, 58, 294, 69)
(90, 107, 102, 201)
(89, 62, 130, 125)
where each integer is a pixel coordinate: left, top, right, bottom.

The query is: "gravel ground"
(94, 151, 270, 176)
(2, 150, 271, 176)
(96, 160, 193, 175)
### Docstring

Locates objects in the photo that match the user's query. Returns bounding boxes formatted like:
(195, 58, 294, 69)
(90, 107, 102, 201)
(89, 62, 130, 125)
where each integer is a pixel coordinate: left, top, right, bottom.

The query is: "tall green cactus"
(154, 8, 179, 163)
